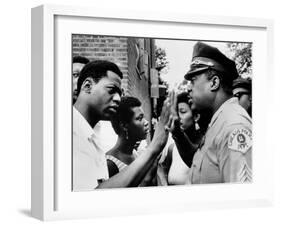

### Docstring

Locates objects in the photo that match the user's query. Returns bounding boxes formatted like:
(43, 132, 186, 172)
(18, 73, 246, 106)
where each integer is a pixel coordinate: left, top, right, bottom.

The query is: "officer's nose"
(112, 93, 121, 105)
(144, 118, 149, 127)
(187, 83, 193, 94)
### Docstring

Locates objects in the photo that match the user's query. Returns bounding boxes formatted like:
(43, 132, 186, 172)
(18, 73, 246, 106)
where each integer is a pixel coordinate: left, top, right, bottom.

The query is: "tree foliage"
(154, 46, 169, 118)
(226, 43, 252, 78)
(155, 47, 169, 73)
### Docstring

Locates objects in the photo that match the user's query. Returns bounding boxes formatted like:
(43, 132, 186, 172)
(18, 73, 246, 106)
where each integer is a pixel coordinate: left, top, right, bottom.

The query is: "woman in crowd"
(157, 92, 204, 185)
(106, 96, 158, 186)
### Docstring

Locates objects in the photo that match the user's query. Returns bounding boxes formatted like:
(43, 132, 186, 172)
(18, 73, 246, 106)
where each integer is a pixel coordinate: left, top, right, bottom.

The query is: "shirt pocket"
(190, 150, 205, 184)
(200, 154, 221, 183)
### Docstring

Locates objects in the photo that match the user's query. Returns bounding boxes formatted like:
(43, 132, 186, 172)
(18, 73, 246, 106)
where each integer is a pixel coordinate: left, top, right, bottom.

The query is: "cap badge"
(191, 59, 214, 67)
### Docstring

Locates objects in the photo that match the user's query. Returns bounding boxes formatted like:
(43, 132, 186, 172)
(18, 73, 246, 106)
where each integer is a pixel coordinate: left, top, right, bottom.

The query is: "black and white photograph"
(28, 2, 279, 222)
(72, 34, 252, 191)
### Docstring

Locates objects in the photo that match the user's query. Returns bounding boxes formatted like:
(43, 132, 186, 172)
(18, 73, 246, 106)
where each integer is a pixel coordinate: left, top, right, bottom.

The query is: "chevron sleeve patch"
(237, 162, 252, 183)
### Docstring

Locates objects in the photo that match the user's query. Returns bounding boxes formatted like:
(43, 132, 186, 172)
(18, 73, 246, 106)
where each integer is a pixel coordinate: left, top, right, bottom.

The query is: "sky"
(155, 39, 230, 88)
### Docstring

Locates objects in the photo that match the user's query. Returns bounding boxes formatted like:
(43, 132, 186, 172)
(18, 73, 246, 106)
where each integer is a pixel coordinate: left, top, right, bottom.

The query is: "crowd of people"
(72, 41, 252, 191)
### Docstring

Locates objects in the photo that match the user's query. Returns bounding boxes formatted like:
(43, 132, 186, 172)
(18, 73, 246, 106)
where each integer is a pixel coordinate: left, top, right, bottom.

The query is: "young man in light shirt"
(73, 60, 172, 191)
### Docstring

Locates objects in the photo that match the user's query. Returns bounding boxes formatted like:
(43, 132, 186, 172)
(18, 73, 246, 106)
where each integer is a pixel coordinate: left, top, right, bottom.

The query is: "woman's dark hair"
(111, 96, 141, 135)
(176, 92, 207, 142)
(177, 92, 190, 106)
(176, 92, 193, 114)
(73, 55, 90, 65)
(77, 60, 123, 94)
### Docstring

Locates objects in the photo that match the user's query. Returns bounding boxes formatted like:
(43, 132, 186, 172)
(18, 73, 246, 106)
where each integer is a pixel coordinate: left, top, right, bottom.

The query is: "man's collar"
(208, 97, 238, 129)
(73, 107, 100, 138)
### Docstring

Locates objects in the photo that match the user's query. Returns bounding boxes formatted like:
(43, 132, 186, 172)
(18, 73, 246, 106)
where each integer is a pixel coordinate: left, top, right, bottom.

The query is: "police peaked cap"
(232, 77, 252, 94)
(185, 42, 239, 81)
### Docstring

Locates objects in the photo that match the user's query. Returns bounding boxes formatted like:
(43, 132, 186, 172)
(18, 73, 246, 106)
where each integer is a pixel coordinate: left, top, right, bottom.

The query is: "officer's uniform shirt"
(188, 97, 252, 184)
(73, 107, 109, 191)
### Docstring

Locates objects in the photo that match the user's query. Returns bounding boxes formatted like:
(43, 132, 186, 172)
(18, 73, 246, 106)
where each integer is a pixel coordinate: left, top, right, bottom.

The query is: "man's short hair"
(73, 55, 90, 65)
(77, 60, 123, 94)
(206, 69, 234, 95)
(111, 96, 142, 135)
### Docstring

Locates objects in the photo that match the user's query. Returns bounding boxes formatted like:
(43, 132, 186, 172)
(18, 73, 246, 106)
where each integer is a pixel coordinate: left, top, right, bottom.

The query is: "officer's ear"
(81, 77, 95, 94)
(209, 75, 220, 91)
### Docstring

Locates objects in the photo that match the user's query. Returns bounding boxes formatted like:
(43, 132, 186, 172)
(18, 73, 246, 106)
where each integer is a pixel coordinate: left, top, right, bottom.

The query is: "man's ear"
(210, 75, 220, 91)
(81, 78, 94, 94)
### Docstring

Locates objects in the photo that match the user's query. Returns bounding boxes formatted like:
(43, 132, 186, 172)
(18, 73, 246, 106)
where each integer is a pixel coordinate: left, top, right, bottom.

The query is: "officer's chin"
(101, 112, 114, 121)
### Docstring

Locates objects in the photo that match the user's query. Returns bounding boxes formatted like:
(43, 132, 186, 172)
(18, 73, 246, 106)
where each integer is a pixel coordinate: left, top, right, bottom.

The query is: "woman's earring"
(125, 129, 129, 140)
(195, 122, 200, 131)
(194, 114, 200, 131)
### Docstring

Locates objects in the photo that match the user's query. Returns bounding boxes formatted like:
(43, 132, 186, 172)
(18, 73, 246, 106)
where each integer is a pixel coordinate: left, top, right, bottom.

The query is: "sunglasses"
(233, 91, 251, 100)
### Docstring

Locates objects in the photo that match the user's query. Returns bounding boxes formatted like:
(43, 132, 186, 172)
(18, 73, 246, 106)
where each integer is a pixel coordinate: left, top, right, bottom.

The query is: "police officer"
(179, 42, 252, 184)
(233, 77, 252, 117)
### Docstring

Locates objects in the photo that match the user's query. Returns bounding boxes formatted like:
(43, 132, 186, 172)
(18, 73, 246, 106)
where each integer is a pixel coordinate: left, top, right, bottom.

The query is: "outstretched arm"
(96, 95, 173, 189)
(171, 125, 198, 168)
(106, 159, 119, 178)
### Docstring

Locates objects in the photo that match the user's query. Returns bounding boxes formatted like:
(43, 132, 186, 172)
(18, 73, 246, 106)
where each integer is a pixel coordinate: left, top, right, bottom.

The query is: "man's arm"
(106, 159, 119, 178)
(97, 146, 160, 188)
(171, 124, 197, 168)
(156, 143, 174, 186)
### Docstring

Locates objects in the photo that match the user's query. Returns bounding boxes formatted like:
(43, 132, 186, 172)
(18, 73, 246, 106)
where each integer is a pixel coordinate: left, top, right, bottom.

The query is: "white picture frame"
(31, 4, 274, 221)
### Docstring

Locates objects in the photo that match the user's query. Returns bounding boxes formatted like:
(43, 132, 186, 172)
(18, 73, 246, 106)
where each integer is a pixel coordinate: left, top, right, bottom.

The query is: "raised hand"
(150, 91, 177, 150)
(164, 90, 179, 133)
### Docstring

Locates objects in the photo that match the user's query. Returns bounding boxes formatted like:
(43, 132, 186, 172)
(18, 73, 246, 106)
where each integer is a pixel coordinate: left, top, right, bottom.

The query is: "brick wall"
(72, 34, 128, 77)
(72, 35, 155, 139)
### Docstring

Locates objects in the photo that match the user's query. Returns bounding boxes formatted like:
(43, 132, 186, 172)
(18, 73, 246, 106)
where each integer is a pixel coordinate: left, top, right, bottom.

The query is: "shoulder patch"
(228, 128, 252, 154)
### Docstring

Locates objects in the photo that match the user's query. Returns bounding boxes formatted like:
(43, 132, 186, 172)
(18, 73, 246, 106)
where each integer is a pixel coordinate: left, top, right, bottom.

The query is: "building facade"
(72, 34, 156, 139)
